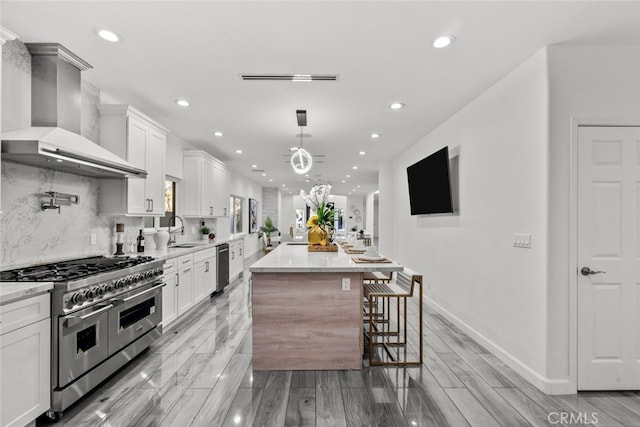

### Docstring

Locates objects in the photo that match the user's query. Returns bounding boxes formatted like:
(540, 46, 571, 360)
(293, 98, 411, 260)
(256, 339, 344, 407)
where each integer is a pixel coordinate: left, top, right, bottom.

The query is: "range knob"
(93, 286, 104, 298)
(81, 288, 94, 301)
(105, 283, 115, 293)
(146, 270, 154, 279)
(70, 292, 84, 305)
(114, 279, 123, 289)
(124, 276, 133, 286)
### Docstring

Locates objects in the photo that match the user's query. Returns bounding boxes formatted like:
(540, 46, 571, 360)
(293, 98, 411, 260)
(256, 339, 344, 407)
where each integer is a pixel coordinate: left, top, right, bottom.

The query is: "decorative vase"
(154, 230, 169, 250)
(308, 225, 328, 246)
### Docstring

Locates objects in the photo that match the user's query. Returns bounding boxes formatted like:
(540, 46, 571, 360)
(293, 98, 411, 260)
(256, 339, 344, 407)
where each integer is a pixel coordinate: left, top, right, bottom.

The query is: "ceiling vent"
(241, 74, 338, 82)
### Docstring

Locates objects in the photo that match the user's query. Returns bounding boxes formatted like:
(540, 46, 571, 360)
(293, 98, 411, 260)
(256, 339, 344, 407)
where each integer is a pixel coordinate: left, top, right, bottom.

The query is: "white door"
(577, 125, 640, 390)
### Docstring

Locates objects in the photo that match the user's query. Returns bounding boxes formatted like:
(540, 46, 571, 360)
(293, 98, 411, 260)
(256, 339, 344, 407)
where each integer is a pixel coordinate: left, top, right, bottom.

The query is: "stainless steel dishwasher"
(216, 243, 229, 292)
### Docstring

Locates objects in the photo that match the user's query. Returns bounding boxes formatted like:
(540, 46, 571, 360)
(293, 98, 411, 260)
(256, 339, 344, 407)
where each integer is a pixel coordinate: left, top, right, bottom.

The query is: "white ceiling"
(2, 1, 640, 196)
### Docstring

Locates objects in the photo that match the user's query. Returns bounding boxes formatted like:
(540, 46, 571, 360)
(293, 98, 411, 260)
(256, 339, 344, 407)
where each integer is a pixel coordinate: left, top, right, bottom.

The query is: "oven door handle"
(110, 283, 166, 306)
(64, 304, 113, 328)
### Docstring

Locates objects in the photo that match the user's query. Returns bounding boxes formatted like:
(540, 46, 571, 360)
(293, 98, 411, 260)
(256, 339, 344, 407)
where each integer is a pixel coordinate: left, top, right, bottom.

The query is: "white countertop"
(249, 243, 403, 273)
(0, 282, 53, 305)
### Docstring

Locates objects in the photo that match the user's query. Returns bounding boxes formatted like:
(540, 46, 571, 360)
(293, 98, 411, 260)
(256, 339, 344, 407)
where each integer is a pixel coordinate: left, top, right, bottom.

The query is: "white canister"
(154, 230, 170, 249)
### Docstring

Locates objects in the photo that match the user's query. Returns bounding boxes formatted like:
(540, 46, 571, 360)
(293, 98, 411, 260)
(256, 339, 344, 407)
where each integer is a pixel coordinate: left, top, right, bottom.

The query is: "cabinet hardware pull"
(183, 268, 191, 273)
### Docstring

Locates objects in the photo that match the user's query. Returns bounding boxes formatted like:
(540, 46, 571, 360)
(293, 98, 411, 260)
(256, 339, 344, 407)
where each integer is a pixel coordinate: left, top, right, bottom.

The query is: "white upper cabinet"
(98, 105, 168, 216)
(183, 150, 230, 217)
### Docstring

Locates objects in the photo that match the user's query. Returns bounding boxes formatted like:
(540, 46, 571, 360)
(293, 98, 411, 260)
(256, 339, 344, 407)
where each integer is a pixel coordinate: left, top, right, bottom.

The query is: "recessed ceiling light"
(352, 166, 358, 170)
(175, 99, 190, 107)
(251, 164, 257, 168)
(432, 35, 455, 49)
(359, 151, 366, 155)
(96, 28, 120, 43)
(390, 102, 404, 110)
(262, 173, 267, 177)
(341, 180, 346, 183)
(235, 149, 243, 154)
(305, 179, 310, 183)
(282, 184, 286, 187)
(370, 133, 380, 139)
(357, 185, 361, 188)
(214, 131, 223, 137)
(346, 174, 351, 178)
(269, 179, 273, 182)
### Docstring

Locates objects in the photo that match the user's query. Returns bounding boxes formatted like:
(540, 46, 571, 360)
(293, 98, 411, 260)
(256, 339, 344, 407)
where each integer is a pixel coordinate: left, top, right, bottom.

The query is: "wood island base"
(251, 272, 363, 370)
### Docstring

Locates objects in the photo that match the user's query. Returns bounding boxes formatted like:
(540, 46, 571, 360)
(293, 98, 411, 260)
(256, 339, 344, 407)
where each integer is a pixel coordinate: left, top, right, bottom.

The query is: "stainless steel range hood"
(1, 43, 146, 179)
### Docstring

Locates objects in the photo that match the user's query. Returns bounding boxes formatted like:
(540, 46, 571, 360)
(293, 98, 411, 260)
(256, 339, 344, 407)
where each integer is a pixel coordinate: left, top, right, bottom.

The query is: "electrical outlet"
(90, 232, 97, 245)
(342, 277, 351, 291)
(513, 233, 532, 249)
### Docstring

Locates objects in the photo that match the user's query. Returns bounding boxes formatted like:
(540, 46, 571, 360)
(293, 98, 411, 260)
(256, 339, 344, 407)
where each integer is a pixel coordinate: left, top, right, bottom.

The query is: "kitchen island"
(249, 243, 402, 370)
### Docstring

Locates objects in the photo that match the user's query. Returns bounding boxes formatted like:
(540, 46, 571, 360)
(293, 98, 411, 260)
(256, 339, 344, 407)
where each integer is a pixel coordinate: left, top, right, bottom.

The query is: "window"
(230, 195, 244, 234)
(160, 180, 176, 227)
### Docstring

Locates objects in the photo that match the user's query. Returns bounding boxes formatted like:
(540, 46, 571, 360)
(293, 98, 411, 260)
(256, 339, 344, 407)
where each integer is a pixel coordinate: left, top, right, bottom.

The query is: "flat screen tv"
(407, 146, 454, 215)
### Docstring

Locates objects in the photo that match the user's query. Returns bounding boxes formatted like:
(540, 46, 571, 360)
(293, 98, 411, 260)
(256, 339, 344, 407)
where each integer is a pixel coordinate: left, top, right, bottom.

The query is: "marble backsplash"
(0, 162, 143, 267)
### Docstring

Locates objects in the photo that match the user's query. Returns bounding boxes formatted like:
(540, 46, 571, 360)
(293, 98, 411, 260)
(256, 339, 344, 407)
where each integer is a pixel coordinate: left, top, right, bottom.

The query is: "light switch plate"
(90, 232, 97, 245)
(513, 233, 532, 249)
(342, 278, 351, 291)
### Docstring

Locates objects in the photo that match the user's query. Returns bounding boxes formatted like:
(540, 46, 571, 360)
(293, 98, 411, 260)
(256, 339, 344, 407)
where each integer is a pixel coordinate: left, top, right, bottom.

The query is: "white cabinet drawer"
(0, 293, 50, 336)
(194, 248, 217, 264)
(163, 258, 178, 274)
(178, 254, 193, 269)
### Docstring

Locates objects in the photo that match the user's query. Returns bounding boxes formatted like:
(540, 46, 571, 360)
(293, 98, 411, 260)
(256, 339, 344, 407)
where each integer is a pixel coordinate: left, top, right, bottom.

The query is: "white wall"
(365, 192, 375, 237)
(546, 45, 640, 384)
(346, 195, 365, 233)
(229, 169, 263, 257)
(386, 49, 550, 386)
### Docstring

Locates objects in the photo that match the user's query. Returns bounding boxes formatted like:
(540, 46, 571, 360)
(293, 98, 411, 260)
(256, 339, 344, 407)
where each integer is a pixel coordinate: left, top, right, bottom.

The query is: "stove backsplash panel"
(1, 162, 143, 267)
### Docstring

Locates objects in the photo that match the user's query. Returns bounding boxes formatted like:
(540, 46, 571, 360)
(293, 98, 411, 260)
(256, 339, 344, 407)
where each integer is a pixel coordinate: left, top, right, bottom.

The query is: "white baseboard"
(425, 295, 575, 395)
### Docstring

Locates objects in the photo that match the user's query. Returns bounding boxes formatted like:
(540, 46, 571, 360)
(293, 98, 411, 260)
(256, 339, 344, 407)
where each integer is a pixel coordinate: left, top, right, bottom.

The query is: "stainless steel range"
(0, 255, 165, 418)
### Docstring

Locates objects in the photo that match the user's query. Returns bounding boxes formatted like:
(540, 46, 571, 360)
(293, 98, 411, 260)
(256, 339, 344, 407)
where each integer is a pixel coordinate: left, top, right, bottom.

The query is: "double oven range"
(0, 255, 165, 418)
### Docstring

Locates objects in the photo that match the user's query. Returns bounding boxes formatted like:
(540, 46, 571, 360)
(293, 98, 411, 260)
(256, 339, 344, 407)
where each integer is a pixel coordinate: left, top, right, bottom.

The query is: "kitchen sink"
(168, 244, 196, 249)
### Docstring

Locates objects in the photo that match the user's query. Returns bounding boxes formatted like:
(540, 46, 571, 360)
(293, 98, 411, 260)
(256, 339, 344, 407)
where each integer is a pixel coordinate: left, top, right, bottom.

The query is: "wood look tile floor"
(39, 252, 640, 427)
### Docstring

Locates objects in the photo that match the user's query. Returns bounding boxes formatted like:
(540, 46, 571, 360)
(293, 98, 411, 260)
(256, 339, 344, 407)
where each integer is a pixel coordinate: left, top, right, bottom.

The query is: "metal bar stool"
(362, 272, 393, 324)
(364, 271, 423, 366)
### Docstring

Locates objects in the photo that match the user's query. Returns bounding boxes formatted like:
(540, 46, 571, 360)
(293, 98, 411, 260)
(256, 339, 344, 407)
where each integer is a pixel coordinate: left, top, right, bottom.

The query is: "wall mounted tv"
(407, 146, 454, 215)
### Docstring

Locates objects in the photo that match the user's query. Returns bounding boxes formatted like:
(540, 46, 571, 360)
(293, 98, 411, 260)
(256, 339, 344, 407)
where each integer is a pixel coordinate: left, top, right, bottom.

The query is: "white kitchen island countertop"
(249, 243, 403, 273)
(0, 282, 53, 305)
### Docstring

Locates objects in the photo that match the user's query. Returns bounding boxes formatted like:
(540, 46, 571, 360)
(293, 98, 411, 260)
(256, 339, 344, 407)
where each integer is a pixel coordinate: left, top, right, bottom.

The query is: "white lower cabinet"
(162, 258, 178, 329)
(193, 248, 217, 304)
(230, 240, 244, 280)
(177, 254, 194, 316)
(0, 293, 51, 427)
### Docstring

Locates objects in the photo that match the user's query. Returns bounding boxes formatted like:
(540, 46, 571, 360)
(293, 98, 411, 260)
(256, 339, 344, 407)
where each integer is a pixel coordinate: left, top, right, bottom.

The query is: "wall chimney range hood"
(1, 43, 147, 179)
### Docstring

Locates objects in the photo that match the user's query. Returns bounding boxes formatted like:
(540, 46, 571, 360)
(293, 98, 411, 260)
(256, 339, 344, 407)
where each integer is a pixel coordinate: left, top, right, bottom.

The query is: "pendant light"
(291, 110, 313, 174)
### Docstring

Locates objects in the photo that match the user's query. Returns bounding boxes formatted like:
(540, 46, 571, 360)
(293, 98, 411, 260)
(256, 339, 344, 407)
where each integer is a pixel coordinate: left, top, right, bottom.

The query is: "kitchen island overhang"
(249, 243, 403, 370)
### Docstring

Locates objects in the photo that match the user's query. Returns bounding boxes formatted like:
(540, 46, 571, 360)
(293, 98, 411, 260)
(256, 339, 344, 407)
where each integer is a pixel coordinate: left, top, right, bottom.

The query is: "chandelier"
(291, 110, 312, 175)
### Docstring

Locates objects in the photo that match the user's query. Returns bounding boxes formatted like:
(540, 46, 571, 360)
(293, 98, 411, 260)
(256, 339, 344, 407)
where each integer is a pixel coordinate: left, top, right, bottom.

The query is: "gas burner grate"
(0, 255, 156, 282)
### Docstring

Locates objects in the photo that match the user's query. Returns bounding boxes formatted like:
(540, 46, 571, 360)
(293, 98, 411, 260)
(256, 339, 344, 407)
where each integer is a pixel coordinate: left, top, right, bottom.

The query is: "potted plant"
(259, 217, 277, 246)
(200, 226, 211, 240)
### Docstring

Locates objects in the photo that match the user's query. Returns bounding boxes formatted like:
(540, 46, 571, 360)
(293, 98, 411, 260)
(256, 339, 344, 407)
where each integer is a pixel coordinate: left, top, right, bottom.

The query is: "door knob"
(581, 267, 605, 276)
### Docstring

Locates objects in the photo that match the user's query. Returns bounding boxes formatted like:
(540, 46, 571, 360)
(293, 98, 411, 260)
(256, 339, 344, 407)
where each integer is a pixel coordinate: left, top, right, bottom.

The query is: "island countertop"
(249, 243, 403, 273)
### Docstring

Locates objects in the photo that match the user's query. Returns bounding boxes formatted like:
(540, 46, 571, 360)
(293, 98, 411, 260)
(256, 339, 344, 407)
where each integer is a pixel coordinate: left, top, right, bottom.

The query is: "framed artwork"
(249, 198, 258, 233)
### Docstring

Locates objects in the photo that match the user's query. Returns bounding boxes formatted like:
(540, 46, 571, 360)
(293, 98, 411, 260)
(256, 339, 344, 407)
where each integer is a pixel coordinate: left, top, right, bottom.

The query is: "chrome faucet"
(167, 215, 185, 246)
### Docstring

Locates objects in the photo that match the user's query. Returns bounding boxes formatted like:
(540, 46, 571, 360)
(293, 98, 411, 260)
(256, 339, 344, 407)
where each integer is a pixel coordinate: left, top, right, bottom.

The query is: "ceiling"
(2, 1, 640, 196)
